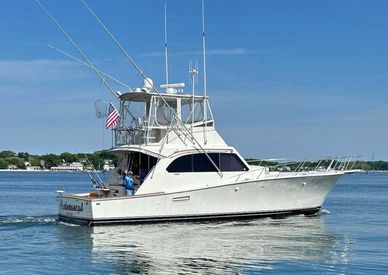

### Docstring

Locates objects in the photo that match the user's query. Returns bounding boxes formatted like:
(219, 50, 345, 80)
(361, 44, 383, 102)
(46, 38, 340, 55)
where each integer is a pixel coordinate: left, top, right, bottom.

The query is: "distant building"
(85, 165, 94, 171)
(7, 165, 17, 170)
(104, 159, 113, 164)
(51, 162, 84, 171)
(103, 163, 115, 171)
(25, 162, 41, 171)
(26, 166, 41, 171)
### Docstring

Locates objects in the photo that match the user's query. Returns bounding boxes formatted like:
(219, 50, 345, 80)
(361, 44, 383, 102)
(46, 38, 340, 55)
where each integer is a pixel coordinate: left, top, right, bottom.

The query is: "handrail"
(234, 167, 266, 182)
(224, 155, 361, 184)
(254, 155, 360, 177)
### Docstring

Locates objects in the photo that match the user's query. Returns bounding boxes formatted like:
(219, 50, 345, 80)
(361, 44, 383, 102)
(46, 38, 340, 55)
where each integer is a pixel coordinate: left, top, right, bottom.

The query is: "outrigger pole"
(202, 0, 208, 144)
(80, 0, 223, 177)
(164, 3, 169, 85)
(48, 44, 133, 91)
(34, 0, 119, 102)
(34, 0, 137, 125)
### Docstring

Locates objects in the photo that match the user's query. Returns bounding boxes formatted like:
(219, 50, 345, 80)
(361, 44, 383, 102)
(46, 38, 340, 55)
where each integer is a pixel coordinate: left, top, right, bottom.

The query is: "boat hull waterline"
(58, 172, 341, 225)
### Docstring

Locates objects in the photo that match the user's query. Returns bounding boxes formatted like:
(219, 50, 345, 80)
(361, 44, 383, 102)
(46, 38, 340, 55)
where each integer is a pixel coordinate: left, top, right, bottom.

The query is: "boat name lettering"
(60, 200, 84, 212)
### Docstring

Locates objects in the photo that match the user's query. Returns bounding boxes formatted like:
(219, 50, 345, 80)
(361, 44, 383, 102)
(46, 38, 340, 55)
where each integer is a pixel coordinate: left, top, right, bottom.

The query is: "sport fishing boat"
(57, 77, 356, 225)
(35, 1, 357, 225)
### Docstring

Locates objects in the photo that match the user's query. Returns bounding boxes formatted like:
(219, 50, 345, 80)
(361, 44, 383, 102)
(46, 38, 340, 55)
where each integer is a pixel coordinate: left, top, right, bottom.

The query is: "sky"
(1, 0, 388, 160)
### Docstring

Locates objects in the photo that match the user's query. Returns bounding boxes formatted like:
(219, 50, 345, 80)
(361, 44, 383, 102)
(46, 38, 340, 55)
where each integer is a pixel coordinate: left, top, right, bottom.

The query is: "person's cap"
(127, 171, 133, 175)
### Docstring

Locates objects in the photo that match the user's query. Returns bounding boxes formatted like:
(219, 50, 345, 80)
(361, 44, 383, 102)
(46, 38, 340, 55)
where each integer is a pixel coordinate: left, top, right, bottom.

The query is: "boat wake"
(0, 215, 58, 226)
(320, 209, 331, 215)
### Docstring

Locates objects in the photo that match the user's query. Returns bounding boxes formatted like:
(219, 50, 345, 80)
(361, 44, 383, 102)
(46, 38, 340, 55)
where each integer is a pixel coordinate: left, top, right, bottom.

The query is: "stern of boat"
(57, 192, 93, 224)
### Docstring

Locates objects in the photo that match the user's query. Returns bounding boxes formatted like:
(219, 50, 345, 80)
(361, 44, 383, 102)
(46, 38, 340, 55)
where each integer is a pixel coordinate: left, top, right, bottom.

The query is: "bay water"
(0, 171, 387, 274)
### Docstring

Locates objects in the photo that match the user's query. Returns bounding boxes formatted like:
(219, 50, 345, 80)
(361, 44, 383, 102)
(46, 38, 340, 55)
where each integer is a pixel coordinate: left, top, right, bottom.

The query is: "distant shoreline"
(1, 169, 388, 173)
(0, 169, 106, 173)
(0, 169, 51, 172)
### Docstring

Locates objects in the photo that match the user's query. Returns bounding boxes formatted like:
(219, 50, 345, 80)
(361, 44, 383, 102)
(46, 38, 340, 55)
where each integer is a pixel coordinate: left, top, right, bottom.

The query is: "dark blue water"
(0, 171, 387, 274)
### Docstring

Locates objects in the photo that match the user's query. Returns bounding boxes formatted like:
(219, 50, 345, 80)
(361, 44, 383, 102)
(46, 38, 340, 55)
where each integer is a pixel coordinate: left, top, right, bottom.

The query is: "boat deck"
(62, 191, 165, 201)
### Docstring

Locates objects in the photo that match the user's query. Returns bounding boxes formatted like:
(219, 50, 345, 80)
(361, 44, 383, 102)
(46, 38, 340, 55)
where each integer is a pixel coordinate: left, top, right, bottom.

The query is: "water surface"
(0, 171, 387, 274)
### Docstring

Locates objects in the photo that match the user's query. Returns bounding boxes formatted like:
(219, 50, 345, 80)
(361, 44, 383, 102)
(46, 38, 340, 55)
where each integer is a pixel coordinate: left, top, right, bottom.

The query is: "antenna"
(164, 3, 169, 84)
(201, 0, 208, 144)
(189, 60, 199, 86)
(189, 60, 199, 134)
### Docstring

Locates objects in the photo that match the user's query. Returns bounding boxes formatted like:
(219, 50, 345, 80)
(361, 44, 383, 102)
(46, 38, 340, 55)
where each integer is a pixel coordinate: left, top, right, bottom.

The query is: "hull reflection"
(73, 214, 348, 274)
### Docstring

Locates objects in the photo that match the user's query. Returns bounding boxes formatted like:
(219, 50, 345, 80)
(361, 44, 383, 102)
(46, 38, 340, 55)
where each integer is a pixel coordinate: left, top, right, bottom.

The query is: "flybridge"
(114, 88, 214, 146)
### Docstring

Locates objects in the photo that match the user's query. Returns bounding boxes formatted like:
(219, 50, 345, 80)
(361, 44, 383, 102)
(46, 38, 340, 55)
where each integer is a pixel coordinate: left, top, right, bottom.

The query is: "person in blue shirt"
(123, 171, 135, 196)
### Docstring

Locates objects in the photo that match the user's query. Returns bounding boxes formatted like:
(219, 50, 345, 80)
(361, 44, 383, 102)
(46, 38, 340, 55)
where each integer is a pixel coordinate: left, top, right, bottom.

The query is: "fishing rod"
(80, 0, 223, 177)
(82, 154, 106, 189)
(69, 153, 106, 189)
(48, 44, 133, 91)
(84, 169, 102, 189)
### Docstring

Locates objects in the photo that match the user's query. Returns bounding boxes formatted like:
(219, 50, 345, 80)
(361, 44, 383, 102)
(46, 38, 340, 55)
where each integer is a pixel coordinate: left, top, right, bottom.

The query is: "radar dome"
(142, 78, 153, 92)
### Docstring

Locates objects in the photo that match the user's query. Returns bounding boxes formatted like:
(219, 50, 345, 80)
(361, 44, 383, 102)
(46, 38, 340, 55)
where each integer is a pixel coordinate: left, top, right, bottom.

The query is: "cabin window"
(127, 152, 158, 177)
(193, 154, 218, 172)
(155, 99, 177, 126)
(219, 153, 248, 171)
(166, 153, 248, 173)
(181, 99, 204, 124)
(166, 155, 192, 172)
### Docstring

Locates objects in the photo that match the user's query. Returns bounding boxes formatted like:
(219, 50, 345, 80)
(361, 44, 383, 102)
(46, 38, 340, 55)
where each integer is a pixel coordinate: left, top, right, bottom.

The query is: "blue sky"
(1, 0, 388, 160)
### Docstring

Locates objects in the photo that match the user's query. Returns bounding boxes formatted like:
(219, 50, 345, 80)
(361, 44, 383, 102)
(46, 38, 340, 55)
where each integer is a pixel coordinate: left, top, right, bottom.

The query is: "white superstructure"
(57, 85, 356, 225)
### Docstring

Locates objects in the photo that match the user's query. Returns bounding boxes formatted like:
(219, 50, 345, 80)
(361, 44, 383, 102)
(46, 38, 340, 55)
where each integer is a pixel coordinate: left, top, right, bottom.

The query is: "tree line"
(1, 150, 387, 171)
(245, 159, 388, 171)
(0, 150, 118, 170)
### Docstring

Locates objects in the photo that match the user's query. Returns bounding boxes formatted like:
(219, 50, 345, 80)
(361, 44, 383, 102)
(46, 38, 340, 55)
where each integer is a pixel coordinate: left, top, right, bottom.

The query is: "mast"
(164, 3, 169, 84)
(201, 0, 208, 144)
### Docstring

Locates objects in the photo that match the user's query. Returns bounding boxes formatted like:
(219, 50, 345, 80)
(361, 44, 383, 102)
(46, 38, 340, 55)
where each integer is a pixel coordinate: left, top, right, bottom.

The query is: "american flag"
(105, 102, 120, 129)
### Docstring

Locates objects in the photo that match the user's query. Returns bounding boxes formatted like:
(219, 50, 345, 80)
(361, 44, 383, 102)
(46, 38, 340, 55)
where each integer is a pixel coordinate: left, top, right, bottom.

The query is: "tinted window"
(166, 155, 192, 172)
(209, 153, 220, 168)
(193, 154, 217, 172)
(166, 153, 248, 173)
(220, 153, 248, 171)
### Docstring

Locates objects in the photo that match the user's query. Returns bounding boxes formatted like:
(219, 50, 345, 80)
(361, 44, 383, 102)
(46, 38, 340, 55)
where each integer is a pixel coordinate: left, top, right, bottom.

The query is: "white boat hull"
(58, 172, 341, 225)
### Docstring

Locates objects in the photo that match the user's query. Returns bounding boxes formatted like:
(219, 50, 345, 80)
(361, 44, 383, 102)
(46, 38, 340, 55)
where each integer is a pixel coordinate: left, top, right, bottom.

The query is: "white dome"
(143, 78, 153, 92)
